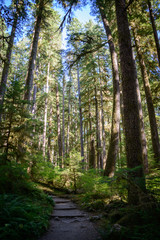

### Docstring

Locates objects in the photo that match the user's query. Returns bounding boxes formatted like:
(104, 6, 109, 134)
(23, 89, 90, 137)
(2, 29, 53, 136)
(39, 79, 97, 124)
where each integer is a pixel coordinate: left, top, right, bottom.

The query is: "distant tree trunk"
(115, 0, 146, 205)
(32, 84, 37, 116)
(24, 0, 44, 101)
(48, 106, 52, 162)
(88, 91, 96, 168)
(66, 82, 71, 156)
(132, 25, 160, 163)
(89, 139, 96, 169)
(98, 54, 107, 168)
(62, 75, 65, 165)
(95, 85, 103, 169)
(32, 63, 39, 115)
(42, 62, 49, 160)
(147, 0, 160, 66)
(100, 9, 120, 176)
(56, 82, 62, 168)
(77, 63, 84, 165)
(0, 12, 18, 121)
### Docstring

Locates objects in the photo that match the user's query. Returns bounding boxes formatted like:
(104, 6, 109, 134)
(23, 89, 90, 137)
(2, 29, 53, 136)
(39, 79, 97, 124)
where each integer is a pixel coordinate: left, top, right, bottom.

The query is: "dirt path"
(39, 196, 101, 240)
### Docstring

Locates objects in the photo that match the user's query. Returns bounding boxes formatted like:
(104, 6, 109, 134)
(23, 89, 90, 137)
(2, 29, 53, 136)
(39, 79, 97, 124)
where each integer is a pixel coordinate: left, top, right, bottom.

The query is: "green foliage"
(0, 193, 53, 240)
(0, 162, 29, 194)
(101, 205, 160, 240)
(0, 162, 54, 240)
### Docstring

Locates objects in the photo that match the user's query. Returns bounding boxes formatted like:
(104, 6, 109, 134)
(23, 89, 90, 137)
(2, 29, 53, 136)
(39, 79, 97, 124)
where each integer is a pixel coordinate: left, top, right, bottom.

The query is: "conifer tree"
(115, 0, 146, 205)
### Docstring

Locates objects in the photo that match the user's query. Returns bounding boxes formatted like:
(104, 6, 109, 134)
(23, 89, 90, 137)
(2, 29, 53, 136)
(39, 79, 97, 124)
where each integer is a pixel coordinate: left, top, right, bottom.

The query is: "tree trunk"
(88, 91, 96, 168)
(77, 63, 84, 165)
(100, 9, 120, 177)
(48, 106, 52, 162)
(132, 24, 160, 163)
(115, 0, 145, 205)
(0, 12, 18, 121)
(136, 77, 149, 173)
(24, 0, 44, 101)
(66, 82, 71, 157)
(147, 0, 160, 66)
(62, 75, 65, 164)
(56, 82, 62, 168)
(42, 62, 49, 160)
(95, 86, 103, 169)
(98, 54, 107, 169)
(32, 84, 37, 116)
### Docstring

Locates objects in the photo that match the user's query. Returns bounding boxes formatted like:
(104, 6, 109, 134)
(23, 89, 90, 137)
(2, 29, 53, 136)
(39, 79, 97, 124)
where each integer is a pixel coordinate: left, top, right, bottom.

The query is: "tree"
(115, 0, 146, 205)
(147, 0, 160, 66)
(56, 82, 63, 168)
(98, 4, 120, 177)
(0, 0, 27, 120)
(42, 62, 50, 160)
(24, 0, 45, 101)
(77, 63, 84, 165)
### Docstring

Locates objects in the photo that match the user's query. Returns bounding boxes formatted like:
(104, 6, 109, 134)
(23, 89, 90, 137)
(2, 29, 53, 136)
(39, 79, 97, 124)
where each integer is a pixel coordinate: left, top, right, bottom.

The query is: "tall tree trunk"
(42, 62, 49, 160)
(0, 12, 18, 121)
(132, 24, 160, 163)
(88, 91, 96, 168)
(66, 82, 71, 157)
(100, 9, 120, 176)
(136, 77, 149, 173)
(147, 0, 160, 66)
(62, 75, 65, 164)
(24, 0, 44, 101)
(77, 63, 84, 165)
(48, 106, 52, 162)
(98, 54, 107, 168)
(56, 82, 62, 168)
(95, 86, 103, 169)
(115, 0, 145, 205)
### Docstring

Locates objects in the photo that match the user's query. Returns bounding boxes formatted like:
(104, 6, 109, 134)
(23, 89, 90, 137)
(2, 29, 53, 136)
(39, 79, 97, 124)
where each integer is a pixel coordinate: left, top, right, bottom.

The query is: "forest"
(0, 0, 160, 239)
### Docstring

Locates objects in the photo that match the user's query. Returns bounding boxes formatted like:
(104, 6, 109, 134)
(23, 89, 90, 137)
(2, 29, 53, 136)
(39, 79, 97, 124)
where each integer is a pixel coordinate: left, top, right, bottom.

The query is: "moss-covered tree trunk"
(115, 0, 146, 205)
(132, 25, 160, 163)
(100, 9, 120, 177)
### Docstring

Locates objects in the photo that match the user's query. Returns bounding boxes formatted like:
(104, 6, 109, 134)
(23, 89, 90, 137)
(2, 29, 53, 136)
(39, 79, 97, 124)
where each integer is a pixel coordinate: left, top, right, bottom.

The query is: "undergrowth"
(0, 162, 54, 240)
(31, 159, 160, 240)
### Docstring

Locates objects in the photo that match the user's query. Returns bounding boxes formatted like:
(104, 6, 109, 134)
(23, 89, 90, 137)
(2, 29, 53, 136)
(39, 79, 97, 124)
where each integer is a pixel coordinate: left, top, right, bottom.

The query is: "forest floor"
(39, 195, 102, 240)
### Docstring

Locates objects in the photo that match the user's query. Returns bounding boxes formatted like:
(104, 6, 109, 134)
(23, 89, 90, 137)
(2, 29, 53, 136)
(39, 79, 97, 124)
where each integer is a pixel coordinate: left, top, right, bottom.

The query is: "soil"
(39, 196, 102, 240)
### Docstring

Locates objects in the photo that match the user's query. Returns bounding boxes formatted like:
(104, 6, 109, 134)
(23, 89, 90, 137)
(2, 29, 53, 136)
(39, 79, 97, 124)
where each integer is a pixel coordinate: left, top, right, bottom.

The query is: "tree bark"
(98, 54, 107, 169)
(32, 84, 37, 116)
(95, 85, 103, 169)
(24, 0, 44, 101)
(147, 0, 160, 66)
(48, 106, 52, 162)
(88, 91, 96, 168)
(100, 9, 120, 177)
(42, 62, 49, 160)
(56, 82, 62, 168)
(132, 24, 160, 163)
(77, 63, 84, 165)
(62, 75, 65, 164)
(115, 0, 146, 204)
(66, 81, 71, 157)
